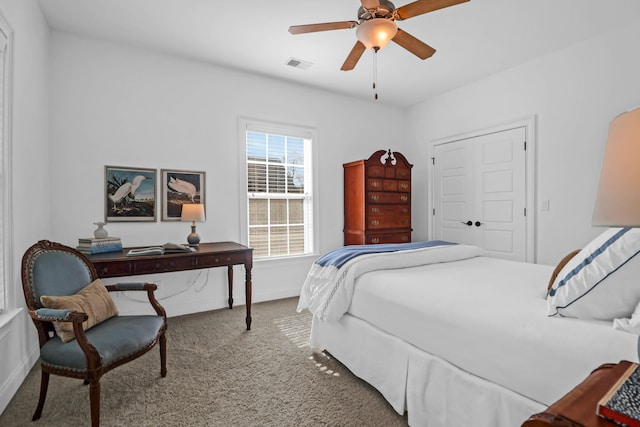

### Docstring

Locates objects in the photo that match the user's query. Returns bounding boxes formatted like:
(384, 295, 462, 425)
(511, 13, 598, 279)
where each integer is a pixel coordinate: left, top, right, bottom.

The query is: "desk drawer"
(94, 262, 132, 278)
(132, 256, 194, 274)
(197, 252, 246, 268)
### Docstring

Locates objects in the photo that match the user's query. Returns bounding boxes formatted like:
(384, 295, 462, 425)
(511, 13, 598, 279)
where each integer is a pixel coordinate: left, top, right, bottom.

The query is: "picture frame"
(160, 169, 206, 221)
(105, 166, 157, 222)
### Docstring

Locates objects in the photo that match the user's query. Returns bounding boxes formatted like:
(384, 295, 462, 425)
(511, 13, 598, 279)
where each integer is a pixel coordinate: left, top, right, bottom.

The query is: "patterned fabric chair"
(21, 240, 167, 427)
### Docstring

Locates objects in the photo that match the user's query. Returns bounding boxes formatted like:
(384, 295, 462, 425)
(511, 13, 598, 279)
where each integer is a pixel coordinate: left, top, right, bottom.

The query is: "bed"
(297, 231, 640, 427)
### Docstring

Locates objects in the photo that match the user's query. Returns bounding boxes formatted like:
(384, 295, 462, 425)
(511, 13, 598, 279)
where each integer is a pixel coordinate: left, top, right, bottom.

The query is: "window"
(0, 16, 10, 313)
(242, 120, 315, 259)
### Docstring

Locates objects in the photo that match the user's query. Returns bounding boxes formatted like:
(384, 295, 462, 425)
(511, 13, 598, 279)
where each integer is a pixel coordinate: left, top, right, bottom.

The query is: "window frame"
(238, 117, 318, 261)
(0, 13, 11, 314)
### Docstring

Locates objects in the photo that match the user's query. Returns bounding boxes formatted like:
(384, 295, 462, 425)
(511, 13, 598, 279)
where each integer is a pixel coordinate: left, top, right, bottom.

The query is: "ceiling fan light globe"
(356, 18, 398, 50)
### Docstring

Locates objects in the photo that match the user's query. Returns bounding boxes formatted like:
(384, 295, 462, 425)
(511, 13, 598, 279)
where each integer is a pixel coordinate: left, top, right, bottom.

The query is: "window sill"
(0, 308, 22, 330)
(254, 253, 318, 267)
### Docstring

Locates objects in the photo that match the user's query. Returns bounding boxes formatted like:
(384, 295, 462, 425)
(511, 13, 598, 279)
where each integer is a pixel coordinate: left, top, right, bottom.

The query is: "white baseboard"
(253, 287, 300, 303)
(0, 337, 39, 415)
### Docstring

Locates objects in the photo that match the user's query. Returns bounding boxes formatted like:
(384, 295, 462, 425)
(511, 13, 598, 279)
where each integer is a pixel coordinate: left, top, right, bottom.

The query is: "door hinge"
(431, 157, 435, 165)
(524, 141, 527, 150)
(524, 207, 527, 216)
(432, 208, 435, 215)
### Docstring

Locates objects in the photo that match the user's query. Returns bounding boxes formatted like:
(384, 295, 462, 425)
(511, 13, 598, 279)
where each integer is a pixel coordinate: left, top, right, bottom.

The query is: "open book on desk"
(126, 243, 196, 257)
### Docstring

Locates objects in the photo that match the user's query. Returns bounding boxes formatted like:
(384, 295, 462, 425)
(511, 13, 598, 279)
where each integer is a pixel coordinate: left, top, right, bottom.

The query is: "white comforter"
(297, 243, 483, 322)
(347, 256, 640, 405)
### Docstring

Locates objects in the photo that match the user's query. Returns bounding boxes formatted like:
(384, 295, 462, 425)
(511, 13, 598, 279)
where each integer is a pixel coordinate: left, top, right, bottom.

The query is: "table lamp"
(181, 204, 206, 246)
(592, 107, 640, 227)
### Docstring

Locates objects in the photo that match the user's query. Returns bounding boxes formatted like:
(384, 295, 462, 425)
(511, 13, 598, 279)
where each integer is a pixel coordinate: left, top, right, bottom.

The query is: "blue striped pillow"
(547, 228, 640, 320)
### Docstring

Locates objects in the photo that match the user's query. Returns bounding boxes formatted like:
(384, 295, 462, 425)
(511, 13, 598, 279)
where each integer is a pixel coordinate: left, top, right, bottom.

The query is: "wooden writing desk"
(87, 242, 253, 330)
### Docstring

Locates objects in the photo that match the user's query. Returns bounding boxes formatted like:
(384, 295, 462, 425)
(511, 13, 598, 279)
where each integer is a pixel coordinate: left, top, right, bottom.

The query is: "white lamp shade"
(592, 107, 640, 226)
(356, 18, 398, 50)
(181, 204, 206, 222)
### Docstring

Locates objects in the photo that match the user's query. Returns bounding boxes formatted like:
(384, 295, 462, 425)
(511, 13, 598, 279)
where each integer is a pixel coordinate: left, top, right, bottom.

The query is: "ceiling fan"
(289, 0, 469, 71)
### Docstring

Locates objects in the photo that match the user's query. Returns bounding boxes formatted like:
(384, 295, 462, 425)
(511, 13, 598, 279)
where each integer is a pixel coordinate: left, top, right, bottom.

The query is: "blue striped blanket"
(297, 240, 483, 322)
(314, 240, 456, 268)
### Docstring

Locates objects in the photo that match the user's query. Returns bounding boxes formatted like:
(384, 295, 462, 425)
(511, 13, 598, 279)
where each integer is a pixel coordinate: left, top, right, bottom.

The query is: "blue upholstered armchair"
(21, 240, 167, 427)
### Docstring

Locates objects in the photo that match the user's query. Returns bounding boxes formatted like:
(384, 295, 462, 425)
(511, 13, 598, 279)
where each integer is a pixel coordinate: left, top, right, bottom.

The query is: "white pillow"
(613, 299, 640, 335)
(547, 227, 640, 320)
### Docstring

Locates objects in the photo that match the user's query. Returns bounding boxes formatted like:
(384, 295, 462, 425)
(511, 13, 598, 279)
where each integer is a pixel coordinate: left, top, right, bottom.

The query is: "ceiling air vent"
(285, 57, 313, 70)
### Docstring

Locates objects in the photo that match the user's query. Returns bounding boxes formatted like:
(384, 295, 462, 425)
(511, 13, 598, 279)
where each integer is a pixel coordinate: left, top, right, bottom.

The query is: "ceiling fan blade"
(360, 0, 381, 9)
(396, 0, 469, 20)
(392, 28, 436, 59)
(341, 41, 366, 71)
(289, 21, 358, 35)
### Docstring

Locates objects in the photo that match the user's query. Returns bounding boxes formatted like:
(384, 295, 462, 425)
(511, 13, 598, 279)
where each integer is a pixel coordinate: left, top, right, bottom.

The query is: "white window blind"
(244, 124, 314, 259)
(0, 21, 10, 313)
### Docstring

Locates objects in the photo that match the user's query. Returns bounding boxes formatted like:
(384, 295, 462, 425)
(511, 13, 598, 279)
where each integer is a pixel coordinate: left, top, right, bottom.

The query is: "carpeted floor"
(0, 297, 408, 426)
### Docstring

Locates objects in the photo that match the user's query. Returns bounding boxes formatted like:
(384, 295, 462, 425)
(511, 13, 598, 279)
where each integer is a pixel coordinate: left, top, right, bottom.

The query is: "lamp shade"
(181, 204, 205, 222)
(592, 107, 640, 227)
(356, 18, 398, 50)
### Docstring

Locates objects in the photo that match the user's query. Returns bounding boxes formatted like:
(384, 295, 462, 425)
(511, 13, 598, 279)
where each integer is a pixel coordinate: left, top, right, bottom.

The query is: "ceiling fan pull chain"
(373, 46, 379, 100)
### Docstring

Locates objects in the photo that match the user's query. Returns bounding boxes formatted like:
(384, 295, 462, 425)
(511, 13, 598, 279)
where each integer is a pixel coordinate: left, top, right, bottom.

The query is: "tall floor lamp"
(592, 107, 640, 227)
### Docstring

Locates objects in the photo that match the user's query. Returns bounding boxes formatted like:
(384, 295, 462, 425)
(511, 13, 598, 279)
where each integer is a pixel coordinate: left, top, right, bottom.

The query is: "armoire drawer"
(367, 215, 411, 230)
(366, 215, 411, 229)
(368, 205, 410, 216)
(396, 168, 410, 179)
(366, 233, 411, 244)
(368, 192, 410, 204)
(397, 180, 410, 192)
(367, 178, 401, 192)
(367, 165, 385, 178)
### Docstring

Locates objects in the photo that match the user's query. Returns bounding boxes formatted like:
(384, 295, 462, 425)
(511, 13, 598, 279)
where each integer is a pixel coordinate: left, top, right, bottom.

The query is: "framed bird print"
(105, 166, 157, 222)
(160, 169, 206, 221)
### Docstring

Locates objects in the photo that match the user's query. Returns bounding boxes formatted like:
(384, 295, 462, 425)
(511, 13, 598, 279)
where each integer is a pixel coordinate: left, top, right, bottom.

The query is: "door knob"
(475, 221, 482, 227)
(461, 221, 472, 226)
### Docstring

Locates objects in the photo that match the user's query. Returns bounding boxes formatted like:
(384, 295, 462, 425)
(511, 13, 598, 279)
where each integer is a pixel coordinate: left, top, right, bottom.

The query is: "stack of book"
(76, 237, 123, 255)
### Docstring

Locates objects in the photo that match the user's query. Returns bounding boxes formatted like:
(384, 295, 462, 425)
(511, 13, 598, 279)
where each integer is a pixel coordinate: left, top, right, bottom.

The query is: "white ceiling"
(36, 0, 640, 108)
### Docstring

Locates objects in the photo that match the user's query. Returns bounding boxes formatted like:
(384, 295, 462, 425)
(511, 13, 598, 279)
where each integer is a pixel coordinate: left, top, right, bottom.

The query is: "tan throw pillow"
(40, 278, 119, 343)
(547, 249, 580, 295)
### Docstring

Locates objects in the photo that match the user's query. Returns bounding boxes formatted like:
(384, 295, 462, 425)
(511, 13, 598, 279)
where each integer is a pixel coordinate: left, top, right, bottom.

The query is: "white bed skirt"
(311, 314, 546, 427)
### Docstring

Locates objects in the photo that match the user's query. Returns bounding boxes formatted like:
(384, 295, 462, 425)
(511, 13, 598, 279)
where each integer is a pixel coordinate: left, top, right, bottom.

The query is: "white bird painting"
(168, 177, 197, 202)
(109, 175, 146, 210)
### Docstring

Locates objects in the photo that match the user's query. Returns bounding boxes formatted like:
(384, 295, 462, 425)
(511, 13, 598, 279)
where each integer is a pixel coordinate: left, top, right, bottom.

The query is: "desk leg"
(227, 266, 233, 309)
(245, 262, 252, 330)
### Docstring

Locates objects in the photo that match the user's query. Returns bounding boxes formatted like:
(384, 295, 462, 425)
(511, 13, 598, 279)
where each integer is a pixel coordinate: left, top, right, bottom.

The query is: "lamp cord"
(373, 46, 379, 100)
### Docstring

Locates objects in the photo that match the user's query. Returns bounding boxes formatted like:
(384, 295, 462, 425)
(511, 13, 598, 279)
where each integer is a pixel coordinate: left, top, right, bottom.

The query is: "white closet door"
(433, 127, 527, 261)
(474, 127, 527, 261)
(433, 138, 475, 245)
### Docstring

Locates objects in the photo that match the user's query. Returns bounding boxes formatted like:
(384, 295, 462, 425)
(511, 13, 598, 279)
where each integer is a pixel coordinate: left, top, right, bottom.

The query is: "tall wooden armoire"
(343, 149, 413, 245)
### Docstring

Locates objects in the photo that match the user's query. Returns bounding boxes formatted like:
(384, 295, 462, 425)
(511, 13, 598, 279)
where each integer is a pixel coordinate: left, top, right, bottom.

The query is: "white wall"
(0, 0, 51, 415)
(405, 20, 640, 265)
(49, 32, 405, 317)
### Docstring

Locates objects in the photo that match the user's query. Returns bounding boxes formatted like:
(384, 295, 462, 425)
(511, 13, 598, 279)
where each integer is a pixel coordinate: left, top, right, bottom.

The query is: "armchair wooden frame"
(21, 240, 167, 427)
